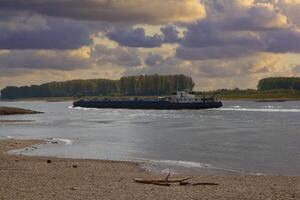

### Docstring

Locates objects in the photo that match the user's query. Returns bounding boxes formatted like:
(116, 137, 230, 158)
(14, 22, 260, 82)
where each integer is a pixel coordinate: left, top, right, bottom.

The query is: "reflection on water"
(0, 100, 300, 175)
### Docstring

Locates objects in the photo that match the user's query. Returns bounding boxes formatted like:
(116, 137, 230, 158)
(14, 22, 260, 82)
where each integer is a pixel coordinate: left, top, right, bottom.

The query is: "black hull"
(73, 100, 222, 110)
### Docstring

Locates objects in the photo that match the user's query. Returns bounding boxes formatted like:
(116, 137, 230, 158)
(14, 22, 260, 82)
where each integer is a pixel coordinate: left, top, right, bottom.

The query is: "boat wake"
(68, 106, 91, 111)
(219, 107, 300, 113)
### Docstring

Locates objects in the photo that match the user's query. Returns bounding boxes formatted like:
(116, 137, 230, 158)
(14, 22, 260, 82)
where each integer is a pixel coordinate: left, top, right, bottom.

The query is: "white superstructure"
(173, 90, 200, 103)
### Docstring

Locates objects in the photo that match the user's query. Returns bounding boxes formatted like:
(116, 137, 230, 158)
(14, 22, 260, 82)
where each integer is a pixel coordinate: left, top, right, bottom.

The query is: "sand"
(0, 139, 299, 200)
(0, 107, 43, 115)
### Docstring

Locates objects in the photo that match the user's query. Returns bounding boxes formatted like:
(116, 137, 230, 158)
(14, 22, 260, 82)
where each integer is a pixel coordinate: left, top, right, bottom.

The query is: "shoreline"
(1, 96, 300, 102)
(0, 139, 299, 199)
(7, 138, 241, 176)
(0, 106, 43, 115)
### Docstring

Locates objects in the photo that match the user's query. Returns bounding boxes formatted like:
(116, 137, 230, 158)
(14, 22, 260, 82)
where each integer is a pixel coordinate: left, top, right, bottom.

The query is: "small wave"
(0, 135, 14, 139)
(139, 159, 266, 175)
(92, 120, 114, 124)
(58, 139, 73, 145)
(231, 106, 241, 109)
(68, 105, 92, 111)
(251, 172, 265, 176)
(137, 158, 211, 168)
(46, 138, 73, 145)
(131, 121, 154, 125)
(263, 105, 282, 109)
(70, 106, 102, 112)
(70, 106, 91, 111)
(219, 107, 300, 113)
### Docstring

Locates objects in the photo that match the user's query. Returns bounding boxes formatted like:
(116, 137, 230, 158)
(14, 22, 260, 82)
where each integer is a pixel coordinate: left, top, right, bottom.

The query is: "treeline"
(258, 77, 300, 91)
(0, 74, 194, 99)
(120, 74, 194, 95)
(208, 88, 300, 100)
(1, 79, 119, 99)
(201, 77, 300, 100)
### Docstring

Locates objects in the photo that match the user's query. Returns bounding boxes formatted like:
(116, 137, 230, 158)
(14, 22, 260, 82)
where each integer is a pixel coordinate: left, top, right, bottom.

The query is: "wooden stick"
(179, 181, 189, 186)
(134, 176, 193, 184)
(192, 182, 219, 186)
(165, 172, 170, 181)
(151, 182, 171, 186)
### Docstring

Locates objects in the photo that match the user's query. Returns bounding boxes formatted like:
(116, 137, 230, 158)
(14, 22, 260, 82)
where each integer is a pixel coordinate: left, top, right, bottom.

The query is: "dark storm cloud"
(0, 49, 89, 71)
(107, 25, 185, 48)
(0, 0, 206, 24)
(92, 45, 142, 67)
(176, 45, 261, 60)
(181, 21, 225, 48)
(106, 27, 163, 48)
(177, 17, 300, 60)
(219, 2, 288, 31)
(177, 19, 265, 60)
(160, 25, 181, 43)
(265, 29, 300, 53)
(144, 54, 164, 66)
(175, 0, 300, 60)
(0, 16, 93, 50)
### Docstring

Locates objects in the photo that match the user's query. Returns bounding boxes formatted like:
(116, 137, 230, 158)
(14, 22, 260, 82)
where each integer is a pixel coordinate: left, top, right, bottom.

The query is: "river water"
(0, 100, 300, 175)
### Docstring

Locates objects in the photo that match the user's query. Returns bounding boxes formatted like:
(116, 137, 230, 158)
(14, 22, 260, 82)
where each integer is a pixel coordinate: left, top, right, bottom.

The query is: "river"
(0, 100, 299, 175)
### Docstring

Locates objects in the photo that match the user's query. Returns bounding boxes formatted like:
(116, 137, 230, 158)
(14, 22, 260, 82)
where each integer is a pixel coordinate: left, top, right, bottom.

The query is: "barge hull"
(73, 100, 222, 110)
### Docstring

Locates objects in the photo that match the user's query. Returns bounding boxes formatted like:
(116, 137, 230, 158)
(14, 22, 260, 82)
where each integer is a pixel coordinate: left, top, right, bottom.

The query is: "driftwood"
(134, 177, 193, 184)
(135, 172, 192, 183)
(192, 182, 219, 186)
(134, 172, 218, 186)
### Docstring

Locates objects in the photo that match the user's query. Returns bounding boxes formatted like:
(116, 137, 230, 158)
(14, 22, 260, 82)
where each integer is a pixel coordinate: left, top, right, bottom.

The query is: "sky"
(1, 0, 300, 90)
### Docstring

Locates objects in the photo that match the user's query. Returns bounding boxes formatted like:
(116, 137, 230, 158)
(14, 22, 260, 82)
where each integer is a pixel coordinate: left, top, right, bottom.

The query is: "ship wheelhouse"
(173, 90, 200, 103)
(172, 90, 218, 103)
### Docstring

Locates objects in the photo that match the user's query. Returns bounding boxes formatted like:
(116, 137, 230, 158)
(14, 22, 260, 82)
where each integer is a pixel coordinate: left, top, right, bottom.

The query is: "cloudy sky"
(1, 0, 300, 90)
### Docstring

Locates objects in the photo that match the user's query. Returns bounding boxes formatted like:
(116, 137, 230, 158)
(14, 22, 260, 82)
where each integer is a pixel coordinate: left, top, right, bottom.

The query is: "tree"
(0, 74, 195, 99)
(258, 77, 300, 91)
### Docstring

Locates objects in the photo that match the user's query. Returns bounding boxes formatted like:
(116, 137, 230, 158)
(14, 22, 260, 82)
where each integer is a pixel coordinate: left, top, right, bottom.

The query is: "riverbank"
(0, 139, 299, 200)
(1, 93, 300, 102)
(0, 107, 43, 115)
(218, 95, 300, 101)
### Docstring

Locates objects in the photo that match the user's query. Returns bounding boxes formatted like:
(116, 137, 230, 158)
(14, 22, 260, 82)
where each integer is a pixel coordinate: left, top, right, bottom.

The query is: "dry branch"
(192, 182, 219, 186)
(134, 173, 219, 186)
(134, 177, 193, 184)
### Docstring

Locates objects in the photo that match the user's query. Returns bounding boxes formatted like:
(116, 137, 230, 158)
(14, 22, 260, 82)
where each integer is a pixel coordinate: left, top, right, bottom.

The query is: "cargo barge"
(73, 91, 222, 110)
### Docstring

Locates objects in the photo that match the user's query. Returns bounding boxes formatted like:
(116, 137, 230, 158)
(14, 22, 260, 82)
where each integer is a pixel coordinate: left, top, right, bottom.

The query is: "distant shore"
(219, 97, 300, 101)
(0, 107, 43, 115)
(1, 95, 300, 102)
(0, 139, 299, 200)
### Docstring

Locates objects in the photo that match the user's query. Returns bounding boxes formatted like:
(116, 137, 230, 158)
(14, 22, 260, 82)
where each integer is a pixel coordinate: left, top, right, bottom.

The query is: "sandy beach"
(0, 139, 298, 200)
(0, 107, 43, 115)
